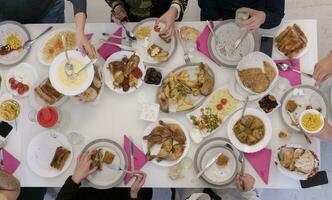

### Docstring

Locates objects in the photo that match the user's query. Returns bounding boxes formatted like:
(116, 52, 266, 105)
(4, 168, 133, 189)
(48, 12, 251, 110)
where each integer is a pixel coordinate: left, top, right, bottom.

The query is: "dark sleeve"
(68, 0, 87, 15)
(172, 0, 188, 19)
(198, 0, 221, 21)
(56, 176, 81, 200)
(261, 0, 285, 29)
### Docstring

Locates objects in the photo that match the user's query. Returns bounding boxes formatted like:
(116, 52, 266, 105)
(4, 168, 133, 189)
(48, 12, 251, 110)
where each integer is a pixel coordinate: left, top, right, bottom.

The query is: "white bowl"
(299, 109, 325, 134)
(255, 93, 280, 116)
(49, 50, 94, 96)
(227, 108, 272, 153)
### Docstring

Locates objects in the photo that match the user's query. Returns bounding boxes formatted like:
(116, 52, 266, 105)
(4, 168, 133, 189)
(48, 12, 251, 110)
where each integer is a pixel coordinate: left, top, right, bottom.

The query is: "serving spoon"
(277, 63, 313, 78)
(111, 10, 136, 41)
(23, 26, 53, 50)
(61, 35, 74, 78)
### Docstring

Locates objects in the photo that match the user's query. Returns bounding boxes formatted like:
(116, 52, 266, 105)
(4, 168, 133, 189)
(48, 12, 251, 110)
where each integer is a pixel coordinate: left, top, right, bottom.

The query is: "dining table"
(1, 19, 324, 189)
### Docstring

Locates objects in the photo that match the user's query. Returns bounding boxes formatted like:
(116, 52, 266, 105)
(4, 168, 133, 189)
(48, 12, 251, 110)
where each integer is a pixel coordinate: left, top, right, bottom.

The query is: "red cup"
(37, 107, 59, 128)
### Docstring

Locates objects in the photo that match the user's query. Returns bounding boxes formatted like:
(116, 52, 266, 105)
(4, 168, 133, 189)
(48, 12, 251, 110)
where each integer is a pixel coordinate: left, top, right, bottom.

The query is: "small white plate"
(103, 51, 145, 94)
(227, 108, 272, 153)
(26, 130, 73, 178)
(49, 50, 95, 96)
(142, 118, 190, 167)
(255, 93, 281, 116)
(5, 63, 38, 97)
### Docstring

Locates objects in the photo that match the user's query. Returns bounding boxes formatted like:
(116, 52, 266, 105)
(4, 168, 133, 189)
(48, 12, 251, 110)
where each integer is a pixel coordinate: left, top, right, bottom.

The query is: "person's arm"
(198, 0, 220, 21)
(261, 0, 285, 29)
(240, 190, 261, 200)
(171, 0, 188, 21)
(55, 177, 81, 200)
(313, 51, 332, 84)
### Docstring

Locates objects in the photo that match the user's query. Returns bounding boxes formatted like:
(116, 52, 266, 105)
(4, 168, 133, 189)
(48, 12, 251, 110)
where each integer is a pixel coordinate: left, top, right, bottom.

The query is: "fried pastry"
(50, 146, 71, 170)
(103, 151, 115, 165)
(35, 78, 64, 105)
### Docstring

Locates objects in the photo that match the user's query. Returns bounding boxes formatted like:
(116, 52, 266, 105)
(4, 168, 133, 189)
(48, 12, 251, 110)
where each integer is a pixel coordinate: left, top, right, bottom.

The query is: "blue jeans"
(37, 0, 65, 23)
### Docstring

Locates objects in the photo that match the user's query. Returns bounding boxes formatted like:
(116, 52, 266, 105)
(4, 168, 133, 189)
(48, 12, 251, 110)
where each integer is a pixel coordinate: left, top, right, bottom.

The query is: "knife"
(129, 137, 135, 171)
(99, 39, 135, 52)
(0, 148, 4, 171)
(287, 111, 312, 144)
(191, 153, 221, 182)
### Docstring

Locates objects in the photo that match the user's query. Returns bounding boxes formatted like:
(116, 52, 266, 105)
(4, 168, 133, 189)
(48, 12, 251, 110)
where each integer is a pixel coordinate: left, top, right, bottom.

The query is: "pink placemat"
(274, 59, 301, 86)
(244, 148, 272, 184)
(85, 33, 93, 41)
(196, 25, 214, 61)
(2, 149, 20, 175)
(123, 135, 148, 185)
(97, 27, 123, 60)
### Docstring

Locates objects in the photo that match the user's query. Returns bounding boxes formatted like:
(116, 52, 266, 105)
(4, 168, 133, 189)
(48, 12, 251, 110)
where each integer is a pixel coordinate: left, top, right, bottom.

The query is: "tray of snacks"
(37, 27, 76, 66)
(274, 144, 319, 180)
(208, 20, 258, 68)
(158, 62, 214, 113)
(274, 23, 309, 59)
(27, 130, 73, 178)
(82, 139, 128, 189)
(280, 85, 329, 132)
(131, 18, 177, 66)
(186, 87, 242, 143)
(103, 51, 144, 94)
(142, 118, 190, 167)
(227, 108, 272, 153)
(194, 137, 243, 187)
(0, 21, 31, 66)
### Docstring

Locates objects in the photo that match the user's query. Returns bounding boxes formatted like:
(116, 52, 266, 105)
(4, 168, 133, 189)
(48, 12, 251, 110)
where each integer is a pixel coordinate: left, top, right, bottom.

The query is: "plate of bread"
(27, 130, 73, 178)
(82, 139, 128, 189)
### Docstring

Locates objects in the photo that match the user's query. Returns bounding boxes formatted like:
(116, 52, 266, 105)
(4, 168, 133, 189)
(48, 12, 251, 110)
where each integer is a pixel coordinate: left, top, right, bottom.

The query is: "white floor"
(43, 1, 332, 200)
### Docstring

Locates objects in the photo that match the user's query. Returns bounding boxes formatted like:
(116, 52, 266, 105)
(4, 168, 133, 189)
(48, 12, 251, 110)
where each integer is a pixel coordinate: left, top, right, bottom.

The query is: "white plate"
(208, 21, 255, 67)
(235, 52, 279, 95)
(274, 144, 319, 180)
(274, 23, 309, 59)
(103, 51, 145, 94)
(280, 86, 328, 132)
(131, 18, 177, 65)
(37, 27, 76, 66)
(5, 63, 38, 97)
(142, 118, 190, 167)
(49, 50, 95, 96)
(186, 86, 242, 140)
(255, 93, 281, 116)
(0, 72, 4, 97)
(229, 78, 266, 101)
(26, 130, 73, 178)
(82, 139, 128, 189)
(0, 21, 30, 66)
(227, 108, 272, 153)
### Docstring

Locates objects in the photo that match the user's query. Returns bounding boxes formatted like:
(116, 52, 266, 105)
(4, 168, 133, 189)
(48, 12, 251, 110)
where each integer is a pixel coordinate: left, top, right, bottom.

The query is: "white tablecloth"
(2, 20, 321, 188)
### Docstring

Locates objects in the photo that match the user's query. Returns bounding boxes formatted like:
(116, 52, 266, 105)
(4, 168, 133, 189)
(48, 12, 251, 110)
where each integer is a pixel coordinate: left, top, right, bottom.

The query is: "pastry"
(91, 149, 104, 170)
(103, 151, 115, 165)
(35, 78, 64, 105)
(216, 154, 229, 166)
(50, 146, 71, 170)
(180, 26, 200, 41)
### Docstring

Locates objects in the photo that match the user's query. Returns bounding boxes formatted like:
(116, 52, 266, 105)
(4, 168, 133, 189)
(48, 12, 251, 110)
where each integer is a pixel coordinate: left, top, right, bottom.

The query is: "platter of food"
(131, 18, 177, 65)
(280, 85, 329, 132)
(0, 94, 20, 122)
(208, 20, 257, 68)
(274, 144, 319, 180)
(142, 118, 190, 167)
(186, 87, 241, 142)
(158, 62, 214, 113)
(235, 52, 278, 95)
(274, 23, 309, 59)
(5, 63, 38, 97)
(74, 65, 104, 105)
(103, 51, 144, 94)
(0, 21, 31, 66)
(194, 137, 243, 187)
(227, 108, 272, 153)
(37, 28, 76, 66)
(26, 130, 73, 178)
(82, 139, 128, 189)
(49, 50, 95, 96)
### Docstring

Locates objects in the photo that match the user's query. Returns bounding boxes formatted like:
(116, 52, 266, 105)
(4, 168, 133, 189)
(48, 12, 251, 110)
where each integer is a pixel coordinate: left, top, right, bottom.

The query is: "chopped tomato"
(317, 107, 322, 112)
(132, 67, 143, 79)
(216, 104, 223, 110)
(154, 25, 161, 32)
(306, 105, 313, 110)
(10, 82, 17, 90)
(18, 86, 25, 95)
(9, 77, 15, 84)
(220, 98, 227, 105)
(17, 82, 23, 89)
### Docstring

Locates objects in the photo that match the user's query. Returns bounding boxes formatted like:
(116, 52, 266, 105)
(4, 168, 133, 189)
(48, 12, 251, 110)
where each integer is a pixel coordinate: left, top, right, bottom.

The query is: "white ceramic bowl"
(227, 108, 272, 153)
(299, 109, 325, 134)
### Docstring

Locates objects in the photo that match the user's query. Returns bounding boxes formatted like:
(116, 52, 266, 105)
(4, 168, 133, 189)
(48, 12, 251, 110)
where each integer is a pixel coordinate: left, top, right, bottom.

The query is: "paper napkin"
(2, 149, 20, 175)
(123, 135, 148, 185)
(196, 25, 214, 61)
(244, 148, 272, 184)
(274, 59, 301, 86)
(97, 27, 123, 60)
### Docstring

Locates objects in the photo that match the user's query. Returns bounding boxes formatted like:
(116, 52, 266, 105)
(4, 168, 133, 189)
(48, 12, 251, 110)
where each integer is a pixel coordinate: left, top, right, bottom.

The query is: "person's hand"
(155, 6, 178, 39)
(313, 52, 332, 84)
(304, 121, 332, 142)
(71, 151, 97, 184)
(130, 171, 147, 199)
(235, 173, 255, 192)
(75, 33, 97, 59)
(240, 8, 266, 32)
(111, 4, 128, 23)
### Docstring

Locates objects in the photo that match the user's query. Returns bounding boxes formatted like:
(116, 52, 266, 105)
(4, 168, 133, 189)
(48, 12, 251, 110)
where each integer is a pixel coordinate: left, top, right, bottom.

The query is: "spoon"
(71, 58, 97, 80)
(61, 35, 74, 78)
(240, 96, 249, 118)
(277, 63, 313, 78)
(111, 10, 136, 40)
(23, 26, 53, 50)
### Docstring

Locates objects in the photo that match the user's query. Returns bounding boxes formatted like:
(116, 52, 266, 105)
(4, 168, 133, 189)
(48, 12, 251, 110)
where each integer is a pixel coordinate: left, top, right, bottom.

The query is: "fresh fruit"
(216, 104, 223, 110)
(9, 77, 15, 84)
(220, 98, 227, 105)
(306, 105, 313, 110)
(8, 77, 29, 95)
(154, 25, 161, 32)
(132, 67, 143, 79)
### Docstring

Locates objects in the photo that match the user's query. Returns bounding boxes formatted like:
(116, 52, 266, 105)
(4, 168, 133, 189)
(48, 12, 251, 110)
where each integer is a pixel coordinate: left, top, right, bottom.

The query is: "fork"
(176, 30, 191, 64)
(107, 164, 133, 174)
